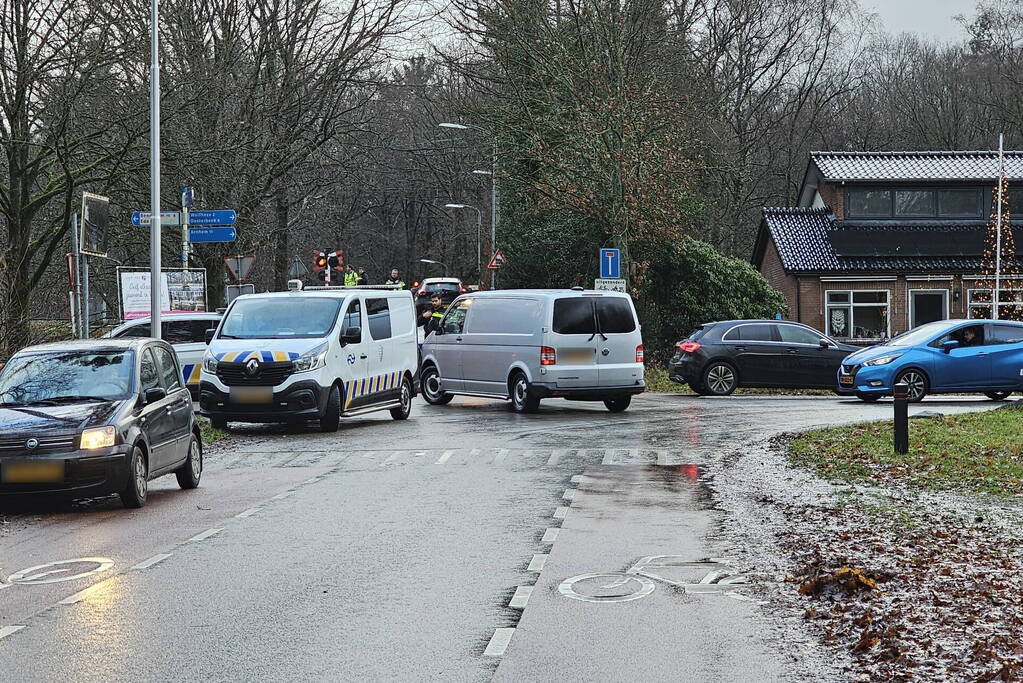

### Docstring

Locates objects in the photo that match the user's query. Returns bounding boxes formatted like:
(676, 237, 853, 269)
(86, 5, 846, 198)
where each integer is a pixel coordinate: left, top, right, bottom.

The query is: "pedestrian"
(358, 267, 368, 286)
(385, 268, 406, 289)
(344, 264, 360, 287)
(419, 295, 445, 335)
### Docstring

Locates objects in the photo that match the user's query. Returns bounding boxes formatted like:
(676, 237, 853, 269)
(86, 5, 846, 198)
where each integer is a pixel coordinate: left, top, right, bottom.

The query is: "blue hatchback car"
(838, 319, 1023, 402)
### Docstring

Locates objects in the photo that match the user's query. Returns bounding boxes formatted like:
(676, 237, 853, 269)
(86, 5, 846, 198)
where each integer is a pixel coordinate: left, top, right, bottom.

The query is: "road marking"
(271, 491, 294, 500)
(435, 450, 454, 465)
(382, 451, 402, 465)
(188, 528, 222, 542)
(0, 625, 25, 640)
(302, 476, 321, 485)
(656, 450, 668, 465)
(570, 475, 584, 484)
(494, 449, 509, 465)
(562, 489, 576, 501)
(630, 448, 640, 462)
(8, 558, 114, 585)
(546, 449, 562, 466)
(60, 585, 101, 605)
(235, 507, 261, 518)
(469, 448, 480, 459)
(542, 528, 560, 544)
(483, 628, 515, 657)
(553, 506, 570, 520)
(131, 553, 172, 571)
(527, 554, 548, 572)
(509, 586, 533, 609)
(601, 449, 615, 465)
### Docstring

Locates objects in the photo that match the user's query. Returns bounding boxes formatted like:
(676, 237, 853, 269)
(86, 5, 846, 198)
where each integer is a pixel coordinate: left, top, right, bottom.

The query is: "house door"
(910, 290, 948, 329)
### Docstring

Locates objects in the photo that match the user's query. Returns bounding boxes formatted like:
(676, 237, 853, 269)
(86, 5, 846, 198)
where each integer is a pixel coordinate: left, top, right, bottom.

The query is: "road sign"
(81, 193, 110, 257)
(132, 211, 181, 227)
(600, 248, 621, 279)
(189, 226, 236, 243)
(224, 254, 256, 281)
(226, 283, 256, 304)
(289, 255, 309, 278)
(188, 209, 237, 225)
(487, 249, 508, 269)
(594, 278, 627, 292)
(181, 186, 194, 208)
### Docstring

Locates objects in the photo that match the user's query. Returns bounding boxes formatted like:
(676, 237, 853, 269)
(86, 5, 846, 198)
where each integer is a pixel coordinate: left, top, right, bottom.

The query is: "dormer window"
(846, 187, 985, 219)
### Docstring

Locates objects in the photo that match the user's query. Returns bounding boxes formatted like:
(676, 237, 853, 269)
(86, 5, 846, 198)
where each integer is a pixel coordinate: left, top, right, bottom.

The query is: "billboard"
(118, 268, 207, 320)
(80, 192, 110, 257)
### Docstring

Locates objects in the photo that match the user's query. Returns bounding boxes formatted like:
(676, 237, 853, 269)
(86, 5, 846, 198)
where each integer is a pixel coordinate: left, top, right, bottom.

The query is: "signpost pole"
(69, 212, 82, 339)
(82, 255, 90, 338)
(149, 0, 162, 339)
(491, 138, 498, 290)
(181, 188, 190, 271)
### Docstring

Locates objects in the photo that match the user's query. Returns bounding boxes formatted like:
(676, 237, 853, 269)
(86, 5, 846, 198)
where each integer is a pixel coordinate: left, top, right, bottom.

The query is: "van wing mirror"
(341, 326, 361, 345)
(204, 329, 216, 345)
(942, 339, 959, 353)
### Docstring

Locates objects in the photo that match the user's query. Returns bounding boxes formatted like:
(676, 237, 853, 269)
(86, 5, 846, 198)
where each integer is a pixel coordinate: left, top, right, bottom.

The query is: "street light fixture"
(445, 203, 483, 287)
(418, 258, 448, 277)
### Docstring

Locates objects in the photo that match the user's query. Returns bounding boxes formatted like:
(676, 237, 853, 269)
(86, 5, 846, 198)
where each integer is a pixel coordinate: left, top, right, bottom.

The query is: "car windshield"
(424, 283, 460, 292)
(885, 321, 952, 347)
(219, 297, 343, 339)
(0, 350, 134, 405)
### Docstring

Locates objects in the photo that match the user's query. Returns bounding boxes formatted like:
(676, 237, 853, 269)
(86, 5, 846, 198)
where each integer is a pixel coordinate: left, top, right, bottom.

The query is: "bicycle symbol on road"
(558, 555, 749, 604)
(0, 557, 114, 588)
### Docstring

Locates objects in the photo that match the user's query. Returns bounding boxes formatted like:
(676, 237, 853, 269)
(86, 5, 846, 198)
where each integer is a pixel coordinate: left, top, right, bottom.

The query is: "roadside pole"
(181, 187, 192, 271)
(491, 138, 498, 290)
(994, 133, 1005, 321)
(893, 382, 909, 454)
(69, 212, 82, 339)
(149, 0, 162, 339)
(82, 253, 90, 338)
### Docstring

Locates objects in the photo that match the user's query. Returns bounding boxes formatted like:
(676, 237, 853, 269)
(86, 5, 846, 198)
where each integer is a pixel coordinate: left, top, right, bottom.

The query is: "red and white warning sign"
(487, 249, 508, 270)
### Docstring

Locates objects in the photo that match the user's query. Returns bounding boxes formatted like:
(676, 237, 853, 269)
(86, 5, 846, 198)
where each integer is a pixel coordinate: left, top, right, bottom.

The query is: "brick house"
(753, 151, 1023, 344)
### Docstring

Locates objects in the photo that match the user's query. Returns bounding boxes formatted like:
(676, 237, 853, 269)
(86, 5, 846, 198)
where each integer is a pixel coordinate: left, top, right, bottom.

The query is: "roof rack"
(300, 284, 404, 290)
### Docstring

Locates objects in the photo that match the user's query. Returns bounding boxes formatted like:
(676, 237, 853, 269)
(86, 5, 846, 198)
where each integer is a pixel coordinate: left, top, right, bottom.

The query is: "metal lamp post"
(445, 203, 482, 288)
(149, 0, 162, 338)
(418, 258, 448, 277)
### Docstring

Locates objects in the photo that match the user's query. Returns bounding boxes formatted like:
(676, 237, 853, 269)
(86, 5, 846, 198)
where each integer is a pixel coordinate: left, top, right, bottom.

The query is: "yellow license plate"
(231, 387, 273, 404)
(840, 376, 854, 386)
(3, 461, 64, 483)
(562, 349, 594, 364)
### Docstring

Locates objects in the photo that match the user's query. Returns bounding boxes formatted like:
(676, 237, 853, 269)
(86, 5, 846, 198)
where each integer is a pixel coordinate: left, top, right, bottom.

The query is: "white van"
(198, 287, 418, 431)
(419, 289, 644, 413)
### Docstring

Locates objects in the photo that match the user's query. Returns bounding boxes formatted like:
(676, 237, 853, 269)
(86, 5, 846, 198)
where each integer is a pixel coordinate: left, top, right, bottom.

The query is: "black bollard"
(893, 381, 909, 454)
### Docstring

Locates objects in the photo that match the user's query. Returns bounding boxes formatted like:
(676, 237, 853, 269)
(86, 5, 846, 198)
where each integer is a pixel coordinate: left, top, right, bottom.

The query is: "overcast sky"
(859, 0, 976, 41)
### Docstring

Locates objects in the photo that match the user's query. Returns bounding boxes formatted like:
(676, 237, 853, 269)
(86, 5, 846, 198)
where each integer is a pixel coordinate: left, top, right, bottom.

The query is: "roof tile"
(811, 151, 1023, 181)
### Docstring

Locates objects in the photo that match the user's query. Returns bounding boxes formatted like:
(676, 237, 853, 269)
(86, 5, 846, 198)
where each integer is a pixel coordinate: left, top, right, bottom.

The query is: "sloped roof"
(759, 207, 837, 272)
(811, 151, 1023, 182)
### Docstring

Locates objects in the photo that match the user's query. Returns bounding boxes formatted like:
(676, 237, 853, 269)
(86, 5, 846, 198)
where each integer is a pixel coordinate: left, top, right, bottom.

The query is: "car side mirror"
(819, 339, 830, 349)
(204, 329, 216, 345)
(942, 340, 959, 353)
(143, 387, 166, 404)
(340, 326, 361, 346)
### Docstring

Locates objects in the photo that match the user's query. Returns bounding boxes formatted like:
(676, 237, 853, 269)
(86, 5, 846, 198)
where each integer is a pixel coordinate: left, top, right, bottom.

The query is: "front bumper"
(530, 381, 645, 401)
(837, 364, 893, 395)
(0, 447, 131, 499)
(198, 379, 329, 423)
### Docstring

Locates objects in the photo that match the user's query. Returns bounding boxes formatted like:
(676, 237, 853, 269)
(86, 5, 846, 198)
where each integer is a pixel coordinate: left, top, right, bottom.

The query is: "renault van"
(199, 287, 418, 431)
(419, 289, 644, 413)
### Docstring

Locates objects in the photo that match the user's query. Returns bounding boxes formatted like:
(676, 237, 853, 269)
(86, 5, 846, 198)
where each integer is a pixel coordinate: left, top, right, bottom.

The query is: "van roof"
(460, 289, 632, 298)
(233, 288, 410, 301)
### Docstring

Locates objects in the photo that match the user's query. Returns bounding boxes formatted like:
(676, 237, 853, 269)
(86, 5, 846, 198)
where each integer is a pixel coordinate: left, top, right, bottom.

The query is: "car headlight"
(864, 354, 902, 367)
(203, 353, 218, 373)
(293, 343, 329, 373)
(80, 426, 116, 450)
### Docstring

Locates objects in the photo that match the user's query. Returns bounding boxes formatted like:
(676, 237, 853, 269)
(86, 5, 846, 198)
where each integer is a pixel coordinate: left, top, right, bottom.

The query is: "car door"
(152, 344, 192, 466)
(138, 347, 176, 471)
(594, 295, 642, 387)
(430, 299, 471, 392)
(365, 297, 399, 404)
(720, 323, 781, 386)
(777, 324, 843, 388)
(929, 324, 991, 390)
(339, 298, 372, 410)
(984, 323, 1023, 389)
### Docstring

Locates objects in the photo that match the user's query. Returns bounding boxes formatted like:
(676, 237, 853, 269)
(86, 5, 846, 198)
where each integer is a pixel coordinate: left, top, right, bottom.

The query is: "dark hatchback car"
(0, 339, 202, 508)
(414, 277, 467, 315)
(668, 320, 857, 395)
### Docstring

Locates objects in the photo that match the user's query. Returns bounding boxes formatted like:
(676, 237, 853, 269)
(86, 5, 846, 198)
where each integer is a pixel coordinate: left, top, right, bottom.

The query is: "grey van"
(419, 289, 645, 413)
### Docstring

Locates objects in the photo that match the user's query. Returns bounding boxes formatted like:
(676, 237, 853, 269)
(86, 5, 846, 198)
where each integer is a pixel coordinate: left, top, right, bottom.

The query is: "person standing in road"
(344, 264, 360, 287)
(358, 267, 369, 286)
(419, 295, 445, 335)
(385, 269, 405, 289)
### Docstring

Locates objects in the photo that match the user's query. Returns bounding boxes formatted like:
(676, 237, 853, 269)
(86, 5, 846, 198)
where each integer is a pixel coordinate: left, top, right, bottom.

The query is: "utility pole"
(149, 0, 162, 339)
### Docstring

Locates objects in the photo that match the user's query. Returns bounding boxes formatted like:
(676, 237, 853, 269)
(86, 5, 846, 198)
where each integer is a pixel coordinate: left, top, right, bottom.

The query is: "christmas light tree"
(977, 145, 1021, 320)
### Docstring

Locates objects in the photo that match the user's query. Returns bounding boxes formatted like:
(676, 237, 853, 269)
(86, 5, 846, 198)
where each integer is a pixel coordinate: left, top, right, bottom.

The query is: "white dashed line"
(562, 489, 576, 501)
(553, 506, 570, 520)
(546, 449, 562, 466)
(601, 450, 615, 465)
(509, 586, 533, 609)
(60, 586, 99, 605)
(494, 449, 509, 465)
(527, 554, 548, 572)
(0, 625, 25, 640)
(188, 528, 222, 542)
(382, 451, 402, 465)
(435, 450, 454, 465)
(302, 476, 320, 485)
(570, 475, 584, 484)
(483, 627, 515, 656)
(131, 553, 172, 571)
(235, 507, 261, 518)
(629, 448, 640, 462)
(271, 491, 294, 500)
(541, 528, 560, 544)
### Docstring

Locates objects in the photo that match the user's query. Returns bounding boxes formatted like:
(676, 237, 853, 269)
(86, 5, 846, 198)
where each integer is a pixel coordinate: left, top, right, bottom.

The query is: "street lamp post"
(149, 0, 162, 338)
(418, 258, 448, 277)
(445, 203, 482, 288)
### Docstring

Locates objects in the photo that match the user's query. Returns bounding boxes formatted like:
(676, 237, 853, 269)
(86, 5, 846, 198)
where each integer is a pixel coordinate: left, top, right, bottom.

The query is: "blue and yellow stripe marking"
(344, 371, 403, 408)
(215, 350, 300, 362)
(181, 364, 202, 386)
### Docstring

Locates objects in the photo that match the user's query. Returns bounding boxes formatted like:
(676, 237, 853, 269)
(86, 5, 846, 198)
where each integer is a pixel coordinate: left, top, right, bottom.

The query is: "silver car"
(419, 289, 645, 413)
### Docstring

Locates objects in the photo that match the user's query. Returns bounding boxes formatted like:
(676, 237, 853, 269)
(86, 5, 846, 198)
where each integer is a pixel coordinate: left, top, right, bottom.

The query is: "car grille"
(216, 361, 294, 387)
(841, 364, 860, 377)
(0, 435, 76, 454)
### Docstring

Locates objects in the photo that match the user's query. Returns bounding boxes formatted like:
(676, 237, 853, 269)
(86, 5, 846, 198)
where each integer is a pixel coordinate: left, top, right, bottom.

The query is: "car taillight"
(635, 345, 644, 363)
(678, 341, 701, 354)
(417, 288, 427, 296)
(540, 346, 556, 365)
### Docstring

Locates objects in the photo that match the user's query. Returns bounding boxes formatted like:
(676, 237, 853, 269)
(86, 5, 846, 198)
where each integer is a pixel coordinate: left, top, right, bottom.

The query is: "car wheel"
(510, 372, 540, 413)
(895, 369, 928, 403)
(120, 445, 148, 509)
(390, 375, 413, 420)
(985, 391, 1013, 401)
(856, 392, 881, 402)
(604, 395, 632, 413)
(319, 384, 342, 432)
(421, 366, 454, 405)
(211, 415, 228, 430)
(175, 434, 203, 489)
(702, 362, 738, 396)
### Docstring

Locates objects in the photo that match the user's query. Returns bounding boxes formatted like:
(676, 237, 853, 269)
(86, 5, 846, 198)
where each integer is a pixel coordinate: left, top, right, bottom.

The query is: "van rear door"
(593, 295, 642, 387)
(548, 298, 599, 387)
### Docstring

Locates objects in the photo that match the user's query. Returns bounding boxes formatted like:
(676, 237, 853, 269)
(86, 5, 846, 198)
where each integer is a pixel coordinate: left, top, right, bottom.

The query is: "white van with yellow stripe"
(198, 286, 418, 432)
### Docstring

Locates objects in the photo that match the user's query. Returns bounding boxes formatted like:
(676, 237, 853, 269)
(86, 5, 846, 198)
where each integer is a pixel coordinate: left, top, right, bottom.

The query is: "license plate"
(231, 386, 273, 404)
(3, 461, 64, 484)
(562, 349, 594, 364)
(839, 376, 854, 386)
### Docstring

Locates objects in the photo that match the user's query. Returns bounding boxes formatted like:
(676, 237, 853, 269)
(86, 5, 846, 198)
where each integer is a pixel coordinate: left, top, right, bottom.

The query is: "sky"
(859, 0, 976, 41)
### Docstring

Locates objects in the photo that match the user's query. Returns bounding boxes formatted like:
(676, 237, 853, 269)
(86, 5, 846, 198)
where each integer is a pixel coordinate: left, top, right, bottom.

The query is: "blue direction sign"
(600, 248, 621, 279)
(189, 226, 236, 243)
(131, 211, 181, 226)
(189, 210, 237, 226)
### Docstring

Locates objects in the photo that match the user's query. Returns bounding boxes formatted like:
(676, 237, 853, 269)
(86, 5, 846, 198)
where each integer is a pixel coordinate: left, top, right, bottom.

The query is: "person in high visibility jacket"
(419, 295, 445, 335)
(385, 268, 405, 288)
(344, 265, 360, 286)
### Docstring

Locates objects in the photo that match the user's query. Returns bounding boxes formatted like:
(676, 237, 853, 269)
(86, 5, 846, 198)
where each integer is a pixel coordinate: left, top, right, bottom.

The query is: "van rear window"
(595, 298, 636, 333)
(553, 299, 596, 335)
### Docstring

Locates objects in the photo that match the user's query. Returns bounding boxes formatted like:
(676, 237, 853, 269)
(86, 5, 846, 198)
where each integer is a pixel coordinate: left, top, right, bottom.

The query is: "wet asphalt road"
(0, 393, 1001, 681)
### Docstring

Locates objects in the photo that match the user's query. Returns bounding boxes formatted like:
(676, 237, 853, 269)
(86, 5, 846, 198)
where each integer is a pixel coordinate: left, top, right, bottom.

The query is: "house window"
(847, 187, 985, 218)
(895, 189, 935, 217)
(847, 189, 892, 217)
(968, 288, 1023, 319)
(938, 189, 982, 217)
(825, 290, 890, 340)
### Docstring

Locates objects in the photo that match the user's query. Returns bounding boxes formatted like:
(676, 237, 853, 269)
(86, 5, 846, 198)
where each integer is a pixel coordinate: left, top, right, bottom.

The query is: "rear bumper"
(0, 449, 131, 499)
(668, 358, 700, 384)
(530, 382, 645, 401)
(198, 379, 329, 423)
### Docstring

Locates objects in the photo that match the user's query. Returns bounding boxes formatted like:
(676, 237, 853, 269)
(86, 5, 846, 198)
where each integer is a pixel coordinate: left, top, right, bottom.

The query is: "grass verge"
(789, 404, 1023, 495)
(197, 416, 229, 447)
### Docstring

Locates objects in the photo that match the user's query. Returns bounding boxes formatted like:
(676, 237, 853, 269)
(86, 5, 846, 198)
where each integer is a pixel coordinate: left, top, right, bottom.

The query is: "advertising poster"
(118, 268, 207, 320)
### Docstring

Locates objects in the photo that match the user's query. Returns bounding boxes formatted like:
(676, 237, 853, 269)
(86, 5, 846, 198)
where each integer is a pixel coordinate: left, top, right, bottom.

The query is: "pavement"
(0, 393, 1002, 681)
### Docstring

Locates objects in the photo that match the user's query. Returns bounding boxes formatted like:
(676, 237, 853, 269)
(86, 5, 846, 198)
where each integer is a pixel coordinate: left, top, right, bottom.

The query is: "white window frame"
(968, 288, 1023, 319)
(909, 289, 949, 328)
(824, 289, 891, 341)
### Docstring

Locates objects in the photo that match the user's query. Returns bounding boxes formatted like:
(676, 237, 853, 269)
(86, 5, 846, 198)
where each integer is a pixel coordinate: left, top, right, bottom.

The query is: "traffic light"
(312, 250, 328, 272)
(327, 250, 344, 271)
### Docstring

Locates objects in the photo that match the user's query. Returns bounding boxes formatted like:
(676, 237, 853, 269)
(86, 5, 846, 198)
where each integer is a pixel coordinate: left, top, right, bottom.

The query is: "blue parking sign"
(600, 248, 621, 279)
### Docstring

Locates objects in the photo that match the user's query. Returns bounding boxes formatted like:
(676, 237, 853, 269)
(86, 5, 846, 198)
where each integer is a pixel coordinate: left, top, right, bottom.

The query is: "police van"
(198, 285, 418, 431)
